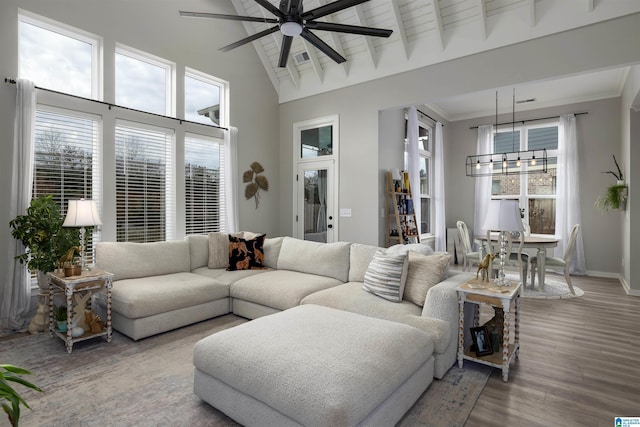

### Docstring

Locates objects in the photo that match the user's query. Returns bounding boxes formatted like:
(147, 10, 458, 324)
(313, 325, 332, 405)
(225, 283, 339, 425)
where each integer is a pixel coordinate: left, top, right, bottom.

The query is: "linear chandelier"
(466, 89, 549, 177)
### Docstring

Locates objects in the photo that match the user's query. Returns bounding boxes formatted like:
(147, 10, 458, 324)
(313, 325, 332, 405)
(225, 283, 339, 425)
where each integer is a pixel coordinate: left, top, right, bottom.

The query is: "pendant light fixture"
(466, 89, 548, 177)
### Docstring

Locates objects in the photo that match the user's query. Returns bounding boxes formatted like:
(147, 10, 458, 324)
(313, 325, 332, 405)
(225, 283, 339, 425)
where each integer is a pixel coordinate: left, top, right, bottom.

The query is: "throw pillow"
(362, 249, 409, 302)
(403, 252, 451, 306)
(227, 233, 268, 271)
(208, 232, 229, 269)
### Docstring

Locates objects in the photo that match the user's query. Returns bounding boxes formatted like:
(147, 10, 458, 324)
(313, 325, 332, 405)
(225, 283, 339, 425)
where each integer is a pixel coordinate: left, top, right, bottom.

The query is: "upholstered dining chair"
(530, 224, 580, 295)
(486, 230, 528, 286)
(456, 220, 483, 272)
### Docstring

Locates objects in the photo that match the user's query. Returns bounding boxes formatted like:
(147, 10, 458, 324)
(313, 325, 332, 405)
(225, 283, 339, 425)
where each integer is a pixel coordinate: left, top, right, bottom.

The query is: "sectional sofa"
(95, 234, 474, 379)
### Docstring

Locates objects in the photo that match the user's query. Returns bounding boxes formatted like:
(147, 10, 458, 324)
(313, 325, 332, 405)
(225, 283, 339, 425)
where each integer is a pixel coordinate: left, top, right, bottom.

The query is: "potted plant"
(0, 364, 42, 427)
(595, 155, 628, 211)
(9, 195, 79, 288)
(53, 305, 67, 332)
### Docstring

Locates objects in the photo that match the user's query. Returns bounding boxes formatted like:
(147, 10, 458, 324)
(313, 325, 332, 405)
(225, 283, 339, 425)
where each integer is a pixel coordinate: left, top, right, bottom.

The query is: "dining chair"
(486, 230, 528, 286)
(530, 224, 580, 295)
(456, 220, 483, 272)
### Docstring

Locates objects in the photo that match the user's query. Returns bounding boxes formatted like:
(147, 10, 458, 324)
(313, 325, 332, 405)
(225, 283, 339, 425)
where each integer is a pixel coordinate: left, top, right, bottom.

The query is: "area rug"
(1, 314, 490, 427)
(504, 273, 584, 299)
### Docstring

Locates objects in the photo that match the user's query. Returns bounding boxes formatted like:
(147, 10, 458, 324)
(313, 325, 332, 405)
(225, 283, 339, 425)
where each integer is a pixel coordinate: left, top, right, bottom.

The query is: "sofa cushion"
(263, 236, 283, 269)
(96, 241, 191, 281)
(227, 233, 267, 271)
(192, 266, 270, 286)
(231, 270, 342, 311)
(208, 232, 229, 269)
(362, 249, 409, 302)
(387, 243, 434, 256)
(301, 282, 450, 353)
(404, 252, 451, 306)
(186, 234, 209, 271)
(348, 243, 380, 282)
(110, 272, 229, 319)
(277, 237, 351, 282)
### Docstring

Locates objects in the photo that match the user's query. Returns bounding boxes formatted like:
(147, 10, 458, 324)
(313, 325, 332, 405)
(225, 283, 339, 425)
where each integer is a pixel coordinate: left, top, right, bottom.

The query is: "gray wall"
(278, 14, 640, 282)
(0, 1, 280, 288)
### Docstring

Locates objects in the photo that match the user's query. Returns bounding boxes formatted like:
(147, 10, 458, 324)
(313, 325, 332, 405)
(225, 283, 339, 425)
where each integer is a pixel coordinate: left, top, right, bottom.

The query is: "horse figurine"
(58, 246, 81, 268)
(476, 253, 496, 282)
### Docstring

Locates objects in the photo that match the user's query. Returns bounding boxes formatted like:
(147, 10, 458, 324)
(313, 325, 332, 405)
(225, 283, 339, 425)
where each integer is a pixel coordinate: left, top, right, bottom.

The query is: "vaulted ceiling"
(218, 0, 640, 115)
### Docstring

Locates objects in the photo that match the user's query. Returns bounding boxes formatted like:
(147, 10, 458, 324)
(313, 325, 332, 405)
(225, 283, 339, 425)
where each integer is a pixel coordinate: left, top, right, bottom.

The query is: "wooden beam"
(354, 4, 377, 67)
(315, 0, 348, 76)
(477, 0, 487, 40)
(431, 0, 444, 51)
(528, 0, 536, 28)
(390, 0, 409, 59)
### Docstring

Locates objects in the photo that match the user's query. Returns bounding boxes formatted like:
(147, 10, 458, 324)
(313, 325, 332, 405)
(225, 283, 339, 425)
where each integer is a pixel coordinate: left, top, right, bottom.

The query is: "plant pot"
(64, 265, 82, 277)
(57, 321, 67, 332)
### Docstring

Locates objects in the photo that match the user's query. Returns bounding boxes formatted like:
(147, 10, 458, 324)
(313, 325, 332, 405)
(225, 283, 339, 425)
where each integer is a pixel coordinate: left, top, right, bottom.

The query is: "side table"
(457, 278, 521, 382)
(48, 269, 113, 353)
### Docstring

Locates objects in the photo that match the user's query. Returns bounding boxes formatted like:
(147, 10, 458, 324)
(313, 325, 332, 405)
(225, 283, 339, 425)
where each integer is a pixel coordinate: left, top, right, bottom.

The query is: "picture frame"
(470, 326, 493, 357)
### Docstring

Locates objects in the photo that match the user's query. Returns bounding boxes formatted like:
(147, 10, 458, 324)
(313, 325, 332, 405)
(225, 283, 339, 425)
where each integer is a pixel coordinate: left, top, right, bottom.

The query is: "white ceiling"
(200, 0, 640, 117)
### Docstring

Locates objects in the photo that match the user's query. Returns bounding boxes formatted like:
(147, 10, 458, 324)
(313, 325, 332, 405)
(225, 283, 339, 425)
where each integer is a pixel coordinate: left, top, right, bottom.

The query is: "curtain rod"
(469, 111, 588, 129)
(4, 77, 228, 131)
(417, 108, 443, 127)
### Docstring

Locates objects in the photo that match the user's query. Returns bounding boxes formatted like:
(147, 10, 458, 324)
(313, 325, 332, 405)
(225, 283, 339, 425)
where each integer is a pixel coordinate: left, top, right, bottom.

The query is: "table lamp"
(482, 199, 524, 286)
(63, 199, 102, 272)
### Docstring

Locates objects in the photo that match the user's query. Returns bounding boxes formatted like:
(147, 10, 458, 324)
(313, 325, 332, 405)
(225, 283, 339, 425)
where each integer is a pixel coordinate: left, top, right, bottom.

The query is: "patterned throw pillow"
(227, 233, 268, 271)
(403, 252, 451, 306)
(362, 249, 409, 302)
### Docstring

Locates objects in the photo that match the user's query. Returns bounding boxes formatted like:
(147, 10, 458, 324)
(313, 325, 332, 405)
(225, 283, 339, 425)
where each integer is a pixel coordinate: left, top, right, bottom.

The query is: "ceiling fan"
(179, 0, 393, 67)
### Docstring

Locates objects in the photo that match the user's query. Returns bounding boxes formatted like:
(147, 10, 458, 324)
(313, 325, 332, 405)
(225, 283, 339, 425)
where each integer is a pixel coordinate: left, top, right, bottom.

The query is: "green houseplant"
(9, 195, 79, 284)
(53, 305, 67, 332)
(595, 155, 628, 211)
(0, 364, 42, 427)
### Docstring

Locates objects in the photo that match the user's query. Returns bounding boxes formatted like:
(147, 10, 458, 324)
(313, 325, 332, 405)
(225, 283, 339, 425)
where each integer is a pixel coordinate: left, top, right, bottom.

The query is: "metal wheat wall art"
(244, 161, 269, 209)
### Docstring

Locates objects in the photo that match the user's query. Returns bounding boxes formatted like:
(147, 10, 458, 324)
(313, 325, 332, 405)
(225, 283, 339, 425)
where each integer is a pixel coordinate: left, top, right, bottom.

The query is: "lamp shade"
(63, 199, 102, 227)
(482, 200, 523, 232)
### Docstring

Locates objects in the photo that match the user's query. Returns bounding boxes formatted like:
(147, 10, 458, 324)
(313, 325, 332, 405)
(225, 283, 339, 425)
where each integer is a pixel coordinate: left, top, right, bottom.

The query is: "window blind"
(115, 122, 174, 243)
(184, 134, 226, 235)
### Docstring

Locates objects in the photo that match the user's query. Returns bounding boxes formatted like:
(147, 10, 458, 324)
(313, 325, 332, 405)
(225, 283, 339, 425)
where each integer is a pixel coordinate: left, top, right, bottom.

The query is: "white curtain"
(224, 126, 239, 233)
(434, 122, 446, 251)
(474, 125, 493, 238)
(316, 170, 327, 232)
(556, 115, 586, 274)
(407, 107, 421, 235)
(1, 79, 36, 332)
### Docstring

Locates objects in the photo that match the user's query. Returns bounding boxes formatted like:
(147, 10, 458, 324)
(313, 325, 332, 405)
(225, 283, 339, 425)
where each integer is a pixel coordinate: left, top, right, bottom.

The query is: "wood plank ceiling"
(222, 0, 640, 104)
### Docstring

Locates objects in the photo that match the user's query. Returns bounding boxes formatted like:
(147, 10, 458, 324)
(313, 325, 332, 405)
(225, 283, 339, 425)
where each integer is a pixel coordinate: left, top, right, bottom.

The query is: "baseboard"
(584, 270, 621, 279)
(619, 276, 640, 296)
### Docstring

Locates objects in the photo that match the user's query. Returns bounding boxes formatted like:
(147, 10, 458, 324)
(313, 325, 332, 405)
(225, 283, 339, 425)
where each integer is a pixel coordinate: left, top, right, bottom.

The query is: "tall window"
(115, 123, 174, 242)
(32, 107, 101, 260)
(185, 69, 224, 126)
(405, 119, 434, 236)
(185, 135, 226, 234)
(492, 124, 558, 235)
(18, 12, 101, 99)
(115, 45, 174, 116)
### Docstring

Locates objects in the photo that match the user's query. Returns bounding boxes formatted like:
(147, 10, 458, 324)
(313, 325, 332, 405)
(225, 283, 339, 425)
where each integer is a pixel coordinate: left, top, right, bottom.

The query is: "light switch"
(340, 208, 352, 217)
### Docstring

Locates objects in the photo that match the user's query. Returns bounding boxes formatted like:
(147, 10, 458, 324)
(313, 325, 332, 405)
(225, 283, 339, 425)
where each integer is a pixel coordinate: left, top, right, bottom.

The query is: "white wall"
(0, 1, 280, 289)
(279, 13, 640, 278)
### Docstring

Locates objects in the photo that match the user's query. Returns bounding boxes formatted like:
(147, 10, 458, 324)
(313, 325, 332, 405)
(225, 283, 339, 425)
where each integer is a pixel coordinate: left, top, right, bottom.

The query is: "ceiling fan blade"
(278, 35, 294, 68)
(179, 11, 278, 24)
(306, 21, 392, 37)
(220, 25, 280, 52)
(283, 0, 303, 15)
(300, 29, 346, 64)
(253, 0, 286, 19)
(302, 0, 370, 21)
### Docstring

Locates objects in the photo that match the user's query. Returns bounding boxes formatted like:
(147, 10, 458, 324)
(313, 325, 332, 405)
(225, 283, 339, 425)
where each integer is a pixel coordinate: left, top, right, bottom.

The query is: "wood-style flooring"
(465, 273, 640, 427)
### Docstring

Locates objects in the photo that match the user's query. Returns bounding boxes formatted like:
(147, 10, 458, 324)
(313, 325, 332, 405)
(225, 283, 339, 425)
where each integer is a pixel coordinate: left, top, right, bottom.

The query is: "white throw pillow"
(208, 232, 229, 269)
(362, 249, 409, 302)
(403, 252, 451, 306)
(387, 243, 434, 256)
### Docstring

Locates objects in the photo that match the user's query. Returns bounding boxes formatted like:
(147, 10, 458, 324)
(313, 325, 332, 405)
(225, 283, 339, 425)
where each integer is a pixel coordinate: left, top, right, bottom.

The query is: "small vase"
(57, 321, 67, 332)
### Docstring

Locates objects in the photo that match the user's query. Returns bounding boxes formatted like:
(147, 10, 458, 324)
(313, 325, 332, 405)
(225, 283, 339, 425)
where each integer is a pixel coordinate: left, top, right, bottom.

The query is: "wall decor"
(244, 161, 269, 209)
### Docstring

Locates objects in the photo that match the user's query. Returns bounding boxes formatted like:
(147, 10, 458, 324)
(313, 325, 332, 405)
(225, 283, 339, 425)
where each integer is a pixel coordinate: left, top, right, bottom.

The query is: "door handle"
(328, 224, 333, 229)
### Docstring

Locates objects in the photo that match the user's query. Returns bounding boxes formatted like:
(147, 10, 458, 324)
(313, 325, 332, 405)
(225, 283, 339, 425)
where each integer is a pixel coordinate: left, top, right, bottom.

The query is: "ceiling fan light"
(281, 21, 303, 36)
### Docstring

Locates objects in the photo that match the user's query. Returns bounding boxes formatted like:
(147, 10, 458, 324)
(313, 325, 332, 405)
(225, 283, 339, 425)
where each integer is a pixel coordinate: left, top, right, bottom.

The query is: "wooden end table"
(48, 269, 113, 353)
(457, 277, 521, 382)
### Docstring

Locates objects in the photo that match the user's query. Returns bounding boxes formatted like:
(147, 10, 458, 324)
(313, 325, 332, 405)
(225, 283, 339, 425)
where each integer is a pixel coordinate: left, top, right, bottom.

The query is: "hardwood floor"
(465, 273, 640, 427)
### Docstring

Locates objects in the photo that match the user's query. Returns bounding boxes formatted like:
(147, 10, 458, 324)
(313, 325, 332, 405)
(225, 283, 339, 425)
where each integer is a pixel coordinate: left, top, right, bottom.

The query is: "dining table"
(475, 234, 560, 290)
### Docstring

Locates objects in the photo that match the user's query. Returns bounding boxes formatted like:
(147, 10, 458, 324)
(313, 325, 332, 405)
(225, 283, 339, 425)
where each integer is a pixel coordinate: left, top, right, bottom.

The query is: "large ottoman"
(193, 304, 435, 427)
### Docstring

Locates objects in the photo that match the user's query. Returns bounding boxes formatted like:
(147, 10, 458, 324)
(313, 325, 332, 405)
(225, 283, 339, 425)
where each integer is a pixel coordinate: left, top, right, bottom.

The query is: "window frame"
(185, 67, 227, 127)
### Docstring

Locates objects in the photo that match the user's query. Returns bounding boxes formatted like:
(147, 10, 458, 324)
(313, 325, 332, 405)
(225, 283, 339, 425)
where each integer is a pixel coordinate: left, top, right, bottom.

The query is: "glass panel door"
(296, 161, 334, 243)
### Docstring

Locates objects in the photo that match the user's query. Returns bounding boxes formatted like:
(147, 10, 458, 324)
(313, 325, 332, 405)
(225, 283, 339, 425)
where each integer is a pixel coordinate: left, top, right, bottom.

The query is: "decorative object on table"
(466, 89, 548, 177)
(0, 363, 42, 427)
(60, 246, 81, 277)
(470, 326, 493, 357)
(85, 311, 105, 334)
(476, 253, 495, 281)
(68, 316, 85, 338)
(70, 293, 92, 332)
(62, 199, 102, 272)
(53, 305, 67, 332)
(243, 161, 269, 209)
(482, 199, 524, 286)
(595, 155, 628, 211)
